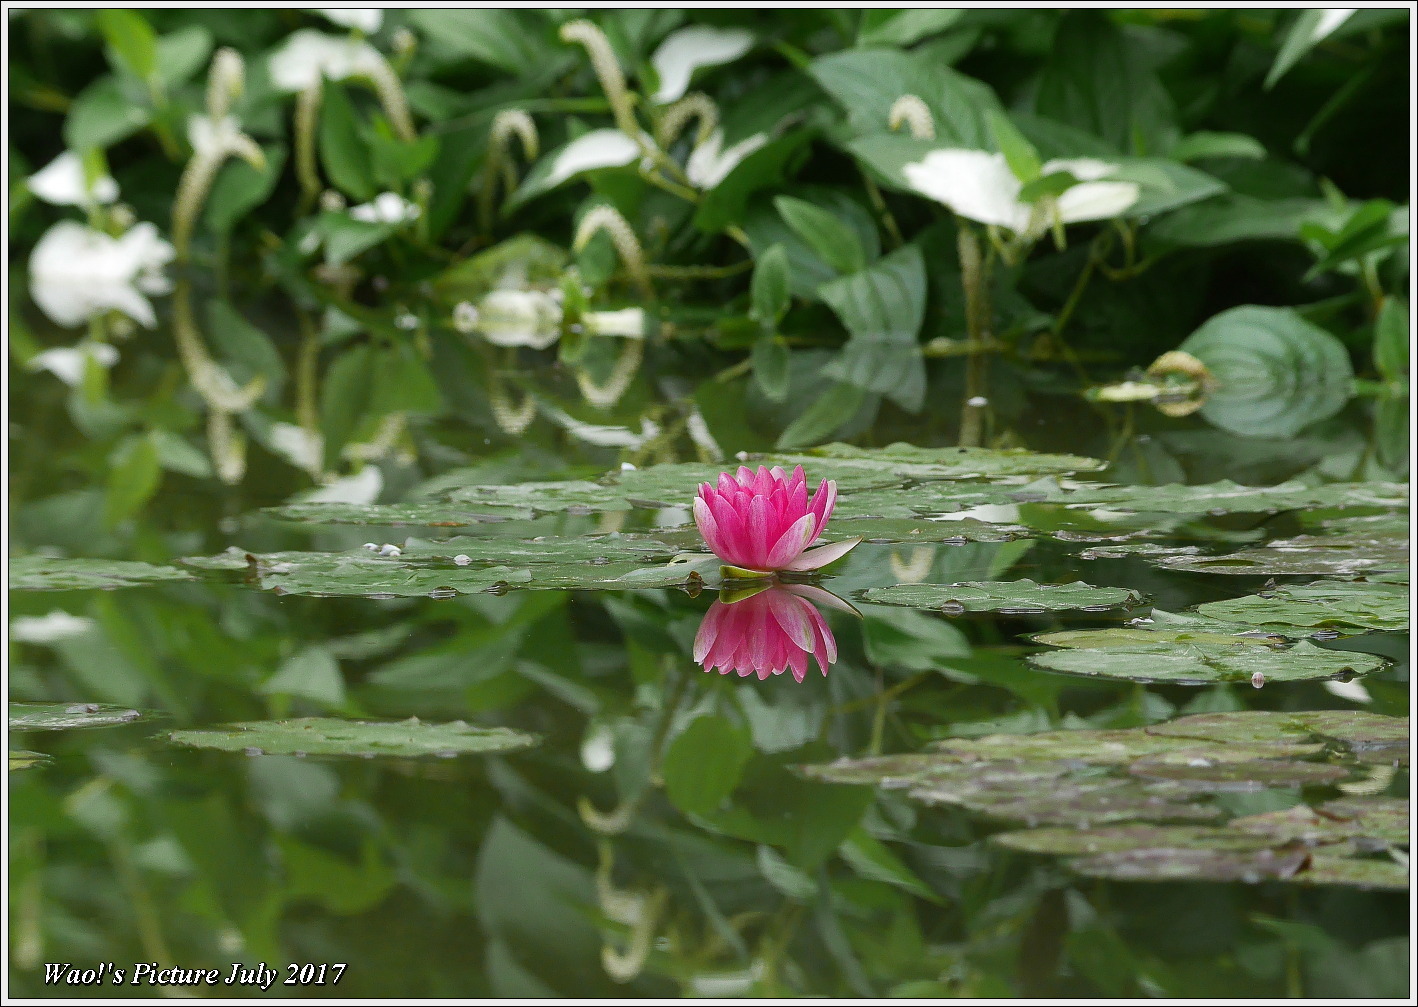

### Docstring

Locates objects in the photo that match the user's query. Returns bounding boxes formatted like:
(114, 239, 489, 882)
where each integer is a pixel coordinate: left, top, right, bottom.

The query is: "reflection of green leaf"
(773, 196, 867, 276)
(168, 716, 539, 758)
(1180, 305, 1354, 438)
(1373, 297, 1409, 382)
(864, 578, 1144, 615)
(819, 245, 927, 412)
(662, 716, 753, 816)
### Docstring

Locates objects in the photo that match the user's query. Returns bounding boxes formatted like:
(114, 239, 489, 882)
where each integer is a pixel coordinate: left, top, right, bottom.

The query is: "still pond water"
(8, 295, 1409, 999)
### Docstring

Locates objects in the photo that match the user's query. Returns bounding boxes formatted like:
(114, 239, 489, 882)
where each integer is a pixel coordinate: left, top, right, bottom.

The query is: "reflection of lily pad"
(9, 750, 52, 771)
(9, 555, 193, 592)
(9, 702, 147, 731)
(168, 717, 539, 759)
(1196, 580, 1409, 632)
(1029, 638, 1385, 685)
(863, 578, 1145, 615)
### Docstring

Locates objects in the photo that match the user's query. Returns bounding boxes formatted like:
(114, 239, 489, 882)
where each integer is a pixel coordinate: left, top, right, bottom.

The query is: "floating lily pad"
(179, 543, 716, 598)
(167, 717, 539, 759)
(994, 824, 1277, 857)
(1291, 855, 1409, 890)
(1070, 845, 1313, 883)
(9, 702, 147, 731)
(1230, 798, 1408, 847)
(9, 555, 194, 592)
(1029, 638, 1385, 685)
(1032, 626, 1286, 650)
(1147, 710, 1409, 750)
(1126, 752, 1349, 791)
(863, 578, 1145, 615)
(1196, 580, 1409, 632)
(263, 500, 522, 527)
(9, 750, 52, 771)
(1154, 533, 1408, 576)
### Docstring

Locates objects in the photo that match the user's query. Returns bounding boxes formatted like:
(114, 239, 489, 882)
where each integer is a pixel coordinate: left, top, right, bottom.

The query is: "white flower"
(541, 129, 641, 191)
(301, 466, 383, 504)
(475, 289, 562, 349)
(27, 151, 118, 206)
(902, 149, 1140, 239)
(27, 342, 120, 386)
(268, 422, 325, 472)
(649, 26, 754, 104)
(582, 307, 646, 338)
(309, 8, 383, 33)
(9, 610, 97, 643)
(268, 29, 382, 92)
(187, 114, 242, 156)
(348, 191, 420, 224)
(685, 129, 767, 189)
(29, 221, 175, 329)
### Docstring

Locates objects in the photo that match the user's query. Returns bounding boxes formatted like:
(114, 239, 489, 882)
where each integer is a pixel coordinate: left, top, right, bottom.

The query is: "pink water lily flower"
(694, 584, 849, 682)
(693, 465, 860, 574)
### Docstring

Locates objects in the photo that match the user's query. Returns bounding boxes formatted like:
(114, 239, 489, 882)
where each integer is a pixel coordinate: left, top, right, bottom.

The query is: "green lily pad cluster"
(863, 578, 1146, 616)
(168, 716, 540, 759)
(801, 710, 1408, 888)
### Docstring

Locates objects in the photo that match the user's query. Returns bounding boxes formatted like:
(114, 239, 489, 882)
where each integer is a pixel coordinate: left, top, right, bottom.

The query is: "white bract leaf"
(9, 610, 97, 643)
(542, 129, 641, 190)
(268, 422, 325, 472)
(302, 466, 383, 504)
(685, 129, 768, 190)
(268, 29, 383, 92)
(187, 114, 243, 157)
(1312, 8, 1357, 42)
(27, 342, 120, 386)
(650, 25, 753, 104)
(29, 221, 175, 329)
(475, 289, 563, 349)
(582, 307, 646, 338)
(27, 152, 118, 206)
(903, 149, 1140, 239)
(349, 191, 421, 224)
(309, 7, 383, 33)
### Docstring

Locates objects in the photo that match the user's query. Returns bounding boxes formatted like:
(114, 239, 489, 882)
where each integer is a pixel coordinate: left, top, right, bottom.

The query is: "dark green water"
(8, 300, 1409, 999)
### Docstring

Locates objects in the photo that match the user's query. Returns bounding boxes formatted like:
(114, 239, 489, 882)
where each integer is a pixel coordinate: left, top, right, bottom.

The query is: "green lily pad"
(1029, 638, 1385, 685)
(1070, 845, 1313, 883)
(9, 702, 147, 731)
(1126, 753, 1349, 791)
(1154, 533, 1408, 577)
(1290, 855, 1409, 890)
(263, 500, 524, 527)
(933, 728, 1320, 764)
(1032, 626, 1286, 650)
(179, 543, 717, 598)
(9, 555, 194, 591)
(167, 717, 539, 759)
(1196, 580, 1409, 632)
(9, 750, 52, 771)
(862, 578, 1145, 615)
(1147, 710, 1408, 750)
(1230, 798, 1408, 847)
(993, 824, 1277, 857)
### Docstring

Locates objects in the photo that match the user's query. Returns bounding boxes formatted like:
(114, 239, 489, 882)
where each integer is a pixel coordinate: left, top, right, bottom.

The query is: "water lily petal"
(765, 512, 816, 569)
(783, 536, 862, 572)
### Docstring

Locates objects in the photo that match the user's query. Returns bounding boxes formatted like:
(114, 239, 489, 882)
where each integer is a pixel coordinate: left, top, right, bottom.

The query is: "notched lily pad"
(167, 716, 540, 759)
(9, 702, 148, 731)
(863, 578, 1145, 616)
(1196, 580, 1409, 632)
(9, 555, 194, 592)
(1029, 638, 1385, 685)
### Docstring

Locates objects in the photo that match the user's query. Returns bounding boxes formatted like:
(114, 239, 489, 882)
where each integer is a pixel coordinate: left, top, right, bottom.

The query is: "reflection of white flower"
(348, 191, 420, 224)
(268, 29, 382, 91)
(301, 466, 383, 504)
(542, 129, 641, 191)
(903, 150, 1140, 239)
(29, 221, 175, 329)
(650, 25, 753, 104)
(268, 422, 325, 472)
(27, 341, 120, 386)
(27, 151, 118, 206)
(685, 129, 767, 189)
(309, 8, 383, 33)
(582, 307, 646, 338)
(475, 289, 563, 349)
(188, 114, 241, 155)
(10, 610, 97, 643)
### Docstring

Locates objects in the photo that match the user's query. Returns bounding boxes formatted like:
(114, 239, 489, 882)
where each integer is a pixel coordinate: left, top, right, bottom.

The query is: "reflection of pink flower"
(693, 465, 859, 573)
(694, 584, 849, 682)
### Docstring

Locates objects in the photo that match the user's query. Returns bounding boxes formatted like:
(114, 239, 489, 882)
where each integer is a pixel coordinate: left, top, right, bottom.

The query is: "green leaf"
(104, 435, 162, 527)
(750, 243, 791, 325)
(153, 24, 214, 91)
(818, 245, 928, 412)
(661, 715, 753, 816)
(857, 9, 966, 48)
(1179, 305, 1354, 438)
(751, 337, 790, 401)
(259, 646, 346, 707)
(64, 76, 152, 151)
(775, 381, 867, 449)
(97, 9, 159, 84)
(1169, 131, 1267, 162)
(988, 110, 1041, 183)
(1303, 199, 1407, 280)
(773, 196, 866, 276)
(1266, 9, 1356, 89)
(168, 717, 540, 758)
(1374, 297, 1409, 381)
(320, 342, 375, 460)
(405, 9, 545, 74)
(206, 301, 285, 396)
(204, 144, 286, 235)
(318, 83, 377, 201)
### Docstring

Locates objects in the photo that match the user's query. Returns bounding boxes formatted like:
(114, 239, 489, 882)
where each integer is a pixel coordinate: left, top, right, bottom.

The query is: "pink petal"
(745, 493, 772, 569)
(765, 512, 816, 569)
(782, 536, 862, 572)
(693, 496, 721, 555)
(806, 479, 837, 545)
(693, 599, 725, 663)
(735, 465, 755, 486)
(765, 590, 815, 650)
(708, 492, 750, 565)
